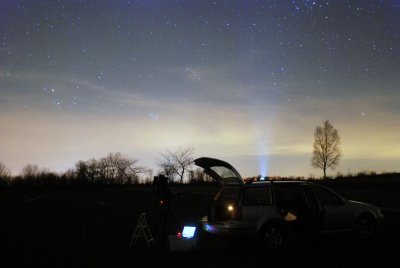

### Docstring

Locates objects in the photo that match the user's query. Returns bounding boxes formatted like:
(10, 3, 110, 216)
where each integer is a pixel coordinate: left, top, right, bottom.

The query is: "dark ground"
(1, 183, 400, 268)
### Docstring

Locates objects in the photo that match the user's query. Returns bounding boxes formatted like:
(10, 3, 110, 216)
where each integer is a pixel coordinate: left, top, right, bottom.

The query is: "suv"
(195, 157, 384, 249)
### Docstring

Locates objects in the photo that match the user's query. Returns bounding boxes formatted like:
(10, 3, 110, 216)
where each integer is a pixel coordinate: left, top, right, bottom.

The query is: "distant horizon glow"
(1, 1, 400, 178)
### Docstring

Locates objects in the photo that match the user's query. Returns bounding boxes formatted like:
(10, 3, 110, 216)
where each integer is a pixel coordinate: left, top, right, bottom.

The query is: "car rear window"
(210, 166, 238, 179)
(215, 186, 241, 202)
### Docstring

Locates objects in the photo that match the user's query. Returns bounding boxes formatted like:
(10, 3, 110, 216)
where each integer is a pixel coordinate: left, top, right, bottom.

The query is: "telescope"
(152, 175, 170, 204)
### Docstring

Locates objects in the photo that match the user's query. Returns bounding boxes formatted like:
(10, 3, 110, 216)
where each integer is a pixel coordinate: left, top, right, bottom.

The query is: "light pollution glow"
(1, 90, 399, 177)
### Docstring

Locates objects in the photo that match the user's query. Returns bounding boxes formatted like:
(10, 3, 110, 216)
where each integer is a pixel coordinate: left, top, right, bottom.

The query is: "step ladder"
(129, 212, 156, 247)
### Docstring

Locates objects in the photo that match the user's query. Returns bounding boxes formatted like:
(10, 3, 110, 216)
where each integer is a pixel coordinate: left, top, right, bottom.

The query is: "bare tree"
(107, 152, 146, 184)
(86, 158, 100, 183)
(124, 158, 147, 184)
(159, 147, 194, 183)
(0, 162, 11, 178)
(21, 164, 40, 179)
(311, 120, 342, 179)
(158, 156, 177, 180)
(75, 160, 89, 181)
(102, 153, 121, 184)
(63, 168, 76, 180)
(74, 153, 146, 185)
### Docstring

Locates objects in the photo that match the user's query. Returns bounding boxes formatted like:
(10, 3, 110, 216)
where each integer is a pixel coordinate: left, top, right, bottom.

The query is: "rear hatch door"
(194, 157, 243, 185)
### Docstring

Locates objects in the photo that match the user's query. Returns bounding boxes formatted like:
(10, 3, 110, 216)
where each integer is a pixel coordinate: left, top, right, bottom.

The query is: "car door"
(274, 183, 319, 234)
(302, 185, 324, 232)
(240, 185, 273, 223)
(309, 184, 354, 232)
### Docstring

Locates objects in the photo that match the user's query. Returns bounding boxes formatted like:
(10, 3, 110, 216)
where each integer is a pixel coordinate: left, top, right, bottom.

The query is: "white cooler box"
(168, 226, 197, 252)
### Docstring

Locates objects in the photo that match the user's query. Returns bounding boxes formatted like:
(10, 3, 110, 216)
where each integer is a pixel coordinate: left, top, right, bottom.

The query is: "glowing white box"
(168, 235, 197, 252)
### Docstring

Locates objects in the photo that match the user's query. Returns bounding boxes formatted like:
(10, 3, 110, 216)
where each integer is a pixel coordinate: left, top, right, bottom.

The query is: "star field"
(1, 0, 399, 177)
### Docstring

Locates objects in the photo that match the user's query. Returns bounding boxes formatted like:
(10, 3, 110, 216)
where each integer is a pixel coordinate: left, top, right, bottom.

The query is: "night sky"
(1, 0, 399, 178)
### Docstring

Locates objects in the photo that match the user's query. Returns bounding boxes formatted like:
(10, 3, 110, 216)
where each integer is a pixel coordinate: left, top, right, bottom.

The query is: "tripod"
(152, 194, 182, 247)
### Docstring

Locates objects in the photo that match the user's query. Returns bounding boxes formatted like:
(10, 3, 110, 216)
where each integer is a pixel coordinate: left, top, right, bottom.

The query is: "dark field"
(1, 182, 400, 268)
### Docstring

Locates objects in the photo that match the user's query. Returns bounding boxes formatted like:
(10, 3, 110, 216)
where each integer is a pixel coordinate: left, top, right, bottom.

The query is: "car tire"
(259, 223, 286, 250)
(353, 214, 376, 240)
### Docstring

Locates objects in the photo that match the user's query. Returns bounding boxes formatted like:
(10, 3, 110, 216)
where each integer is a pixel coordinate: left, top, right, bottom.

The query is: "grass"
(1, 177, 400, 267)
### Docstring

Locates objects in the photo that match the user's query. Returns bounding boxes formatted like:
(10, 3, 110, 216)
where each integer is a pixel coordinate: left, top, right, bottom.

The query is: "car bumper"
(200, 216, 256, 237)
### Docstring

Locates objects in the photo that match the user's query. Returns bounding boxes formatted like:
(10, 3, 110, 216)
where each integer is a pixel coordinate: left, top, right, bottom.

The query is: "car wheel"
(353, 215, 376, 240)
(259, 223, 286, 250)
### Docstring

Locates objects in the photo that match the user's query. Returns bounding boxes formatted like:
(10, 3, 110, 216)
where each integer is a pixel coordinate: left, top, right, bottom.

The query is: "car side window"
(242, 186, 272, 206)
(274, 184, 307, 209)
(310, 185, 344, 206)
(302, 186, 319, 209)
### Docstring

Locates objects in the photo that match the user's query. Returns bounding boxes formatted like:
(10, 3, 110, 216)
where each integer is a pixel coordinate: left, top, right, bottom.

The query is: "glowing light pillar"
(256, 132, 270, 177)
(254, 122, 272, 177)
(254, 120, 270, 177)
(251, 101, 274, 178)
(258, 152, 268, 177)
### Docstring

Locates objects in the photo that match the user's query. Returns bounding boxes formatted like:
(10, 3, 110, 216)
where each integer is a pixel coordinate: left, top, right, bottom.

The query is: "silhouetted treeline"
(73, 152, 148, 185)
(0, 153, 150, 190)
(0, 153, 214, 190)
(1, 156, 399, 191)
